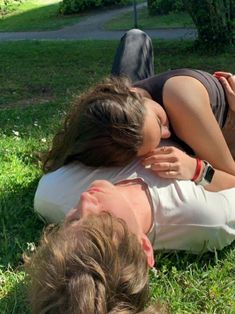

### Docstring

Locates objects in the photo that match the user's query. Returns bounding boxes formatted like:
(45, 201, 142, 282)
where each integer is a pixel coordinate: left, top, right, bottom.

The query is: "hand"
(142, 146, 197, 180)
(213, 71, 235, 112)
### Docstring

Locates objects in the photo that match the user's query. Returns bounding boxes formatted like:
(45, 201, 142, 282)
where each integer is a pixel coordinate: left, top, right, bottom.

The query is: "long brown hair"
(26, 213, 165, 314)
(43, 77, 145, 172)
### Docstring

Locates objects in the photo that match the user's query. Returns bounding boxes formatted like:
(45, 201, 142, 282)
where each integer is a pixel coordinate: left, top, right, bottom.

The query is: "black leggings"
(111, 29, 154, 83)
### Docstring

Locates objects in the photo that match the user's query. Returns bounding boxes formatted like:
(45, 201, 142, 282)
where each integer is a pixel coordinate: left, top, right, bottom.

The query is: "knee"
(124, 29, 152, 46)
(126, 29, 145, 36)
(125, 28, 148, 40)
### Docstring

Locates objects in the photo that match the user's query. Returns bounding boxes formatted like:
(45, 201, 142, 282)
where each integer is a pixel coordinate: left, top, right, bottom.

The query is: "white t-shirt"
(34, 158, 235, 254)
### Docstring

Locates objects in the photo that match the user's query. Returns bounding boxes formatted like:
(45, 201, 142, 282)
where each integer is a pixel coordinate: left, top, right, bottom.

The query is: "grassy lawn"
(104, 7, 194, 31)
(1, 39, 235, 313)
(0, 0, 143, 32)
(0, 0, 82, 31)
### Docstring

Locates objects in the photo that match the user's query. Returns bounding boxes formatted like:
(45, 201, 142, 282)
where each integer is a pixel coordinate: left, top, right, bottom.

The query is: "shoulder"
(34, 161, 143, 222)
(163, 76, 208, 105)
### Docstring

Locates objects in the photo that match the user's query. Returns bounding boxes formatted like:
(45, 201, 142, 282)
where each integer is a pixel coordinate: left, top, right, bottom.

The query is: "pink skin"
(64, 180, 155, 267)
(213, 71, 235, 112)
(141, 71, 235, 180)
(137, 97, 197, 180)
(137, 98, 171, 156)
(142, 145, 197, 180)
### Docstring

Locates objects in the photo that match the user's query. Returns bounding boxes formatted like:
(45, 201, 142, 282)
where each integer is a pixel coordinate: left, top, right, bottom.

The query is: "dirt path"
(0, 2, 197, 41)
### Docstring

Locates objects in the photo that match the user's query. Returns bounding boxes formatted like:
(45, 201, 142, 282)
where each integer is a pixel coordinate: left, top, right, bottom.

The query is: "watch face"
(205, 166, 215, 183)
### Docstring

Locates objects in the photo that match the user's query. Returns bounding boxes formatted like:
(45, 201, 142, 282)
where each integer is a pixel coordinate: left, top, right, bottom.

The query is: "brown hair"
(26, 213, 164, 314)
(43, 77, 145, 172)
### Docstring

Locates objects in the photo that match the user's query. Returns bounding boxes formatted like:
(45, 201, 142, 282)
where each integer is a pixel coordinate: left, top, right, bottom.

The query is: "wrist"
(194, 160, 206, 184)
(191, 158, 204, 182)
(195, 160, 215, 186)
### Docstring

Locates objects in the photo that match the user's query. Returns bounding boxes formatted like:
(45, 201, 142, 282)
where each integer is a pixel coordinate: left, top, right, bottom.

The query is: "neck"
(115, 179, 152, 234)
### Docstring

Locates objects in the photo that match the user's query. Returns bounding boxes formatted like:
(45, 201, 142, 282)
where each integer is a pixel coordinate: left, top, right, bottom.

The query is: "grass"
(0, 0, 82, 31)
(1, 38, 235, 313)
(104, 7, 194, 31)
(0, 0, 143, 32)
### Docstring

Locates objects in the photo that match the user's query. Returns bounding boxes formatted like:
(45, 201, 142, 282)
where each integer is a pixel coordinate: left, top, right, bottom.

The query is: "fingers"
(143, 153, 179, 178)
(143, 149, 173, 166)
(142, 146, 183, 178)
(143, 145, 173, 158)
(214, 72, 235, 103)
(213, 71, 233, 79)
(218, 76, 234, 94)
(214, 71, 235, 89)
(150, 161, 176, 172)
(145, 161, 179, 178)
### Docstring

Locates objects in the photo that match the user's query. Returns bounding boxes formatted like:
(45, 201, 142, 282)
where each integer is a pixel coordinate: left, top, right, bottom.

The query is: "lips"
(87, 188, 102, 193)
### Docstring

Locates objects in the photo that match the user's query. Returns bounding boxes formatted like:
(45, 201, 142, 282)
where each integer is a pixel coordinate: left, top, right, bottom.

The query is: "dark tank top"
(134, 68, 228, 128)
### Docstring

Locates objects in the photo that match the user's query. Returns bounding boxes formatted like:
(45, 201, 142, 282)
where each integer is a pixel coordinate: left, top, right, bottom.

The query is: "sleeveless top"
(134, 68, 228, 127)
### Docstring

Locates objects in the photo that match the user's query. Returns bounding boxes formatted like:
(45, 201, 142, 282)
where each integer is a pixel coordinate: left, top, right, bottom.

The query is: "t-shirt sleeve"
(153, 182, 235, 253)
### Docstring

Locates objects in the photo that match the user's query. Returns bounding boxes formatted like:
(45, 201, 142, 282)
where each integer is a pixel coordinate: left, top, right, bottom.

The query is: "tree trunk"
(183, 0, 233, 49)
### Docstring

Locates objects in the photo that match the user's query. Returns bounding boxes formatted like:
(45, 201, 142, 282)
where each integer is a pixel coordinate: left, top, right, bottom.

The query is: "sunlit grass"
(0, 0, 82, 31)
(1, 40, 235, 313)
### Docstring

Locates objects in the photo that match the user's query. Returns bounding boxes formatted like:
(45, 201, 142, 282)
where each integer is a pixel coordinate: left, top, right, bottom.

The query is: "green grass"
(104, 7, 194, 31)
(0, 0, 82, 31)
(0, 0, 143, 32)
(1, 39, 235, 313)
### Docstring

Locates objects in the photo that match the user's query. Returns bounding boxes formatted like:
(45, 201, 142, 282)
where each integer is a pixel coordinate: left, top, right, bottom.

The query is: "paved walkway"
(0, 2, 197, 41)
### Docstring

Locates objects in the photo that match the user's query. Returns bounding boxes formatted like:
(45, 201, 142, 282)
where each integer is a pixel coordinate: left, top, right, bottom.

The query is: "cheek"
(149, 121, 161, 147)
(158, 108, 168, 126)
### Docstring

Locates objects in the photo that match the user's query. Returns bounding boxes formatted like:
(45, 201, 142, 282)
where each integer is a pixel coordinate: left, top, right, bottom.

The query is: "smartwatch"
(196, 161, 215, 186)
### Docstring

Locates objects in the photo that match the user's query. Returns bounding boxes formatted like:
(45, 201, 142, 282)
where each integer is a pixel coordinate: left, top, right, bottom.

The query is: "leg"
(111, 29, 154, 83)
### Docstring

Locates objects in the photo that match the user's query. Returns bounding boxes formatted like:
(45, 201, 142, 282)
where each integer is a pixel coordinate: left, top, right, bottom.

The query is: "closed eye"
(156, 117, 162, 135)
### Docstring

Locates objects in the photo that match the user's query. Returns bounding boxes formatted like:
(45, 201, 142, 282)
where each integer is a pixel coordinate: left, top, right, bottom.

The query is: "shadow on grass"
(154, 241, 235, 272)
(0, 178, 44, 268)
(0, 274, 31, 314)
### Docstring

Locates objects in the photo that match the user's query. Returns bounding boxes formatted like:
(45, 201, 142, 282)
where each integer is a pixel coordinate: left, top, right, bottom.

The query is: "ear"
(141, 235, 155, 267)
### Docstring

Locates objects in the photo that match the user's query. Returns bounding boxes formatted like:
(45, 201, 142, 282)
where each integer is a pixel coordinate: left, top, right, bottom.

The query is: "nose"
(161, 125, 171, 139)
(79, 191, 102, 218)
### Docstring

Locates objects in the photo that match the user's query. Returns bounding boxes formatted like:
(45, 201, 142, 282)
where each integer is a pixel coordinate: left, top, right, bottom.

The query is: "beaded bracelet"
(191, 158, 202, 181)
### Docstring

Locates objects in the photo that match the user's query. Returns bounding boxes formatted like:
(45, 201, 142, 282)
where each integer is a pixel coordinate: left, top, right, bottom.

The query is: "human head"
(26, 213, 161, 314)
(43, 76, 170, 172)
(66, 179, 155, 267)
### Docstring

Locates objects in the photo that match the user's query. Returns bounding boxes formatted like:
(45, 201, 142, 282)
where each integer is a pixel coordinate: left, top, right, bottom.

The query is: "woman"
(42, 29, 235, 179)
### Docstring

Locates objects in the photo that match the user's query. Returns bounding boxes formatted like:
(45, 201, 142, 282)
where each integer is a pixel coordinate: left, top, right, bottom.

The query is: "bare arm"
(142, 146, 235, 192)
(163, 76, 235, 175)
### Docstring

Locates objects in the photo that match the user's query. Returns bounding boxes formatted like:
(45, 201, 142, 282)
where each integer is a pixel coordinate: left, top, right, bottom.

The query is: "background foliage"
(59, 0, 130, 14)
(147, 0, 234, 50)
(147, 0, 184, 16)
(0, 0, 25, 15)
(184, 0, 234, 50)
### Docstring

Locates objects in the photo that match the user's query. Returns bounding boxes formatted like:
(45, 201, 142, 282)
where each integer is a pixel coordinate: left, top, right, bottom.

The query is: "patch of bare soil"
(0, 96, 55, 110)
